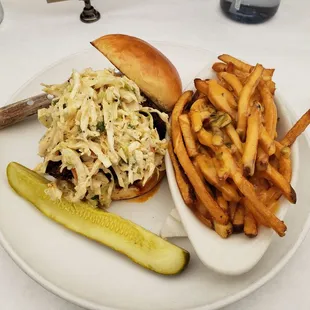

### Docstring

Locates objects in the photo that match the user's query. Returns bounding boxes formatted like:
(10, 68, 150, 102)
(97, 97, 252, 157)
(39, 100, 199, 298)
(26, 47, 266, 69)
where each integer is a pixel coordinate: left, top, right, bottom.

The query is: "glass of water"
(0, 2, 4, 24)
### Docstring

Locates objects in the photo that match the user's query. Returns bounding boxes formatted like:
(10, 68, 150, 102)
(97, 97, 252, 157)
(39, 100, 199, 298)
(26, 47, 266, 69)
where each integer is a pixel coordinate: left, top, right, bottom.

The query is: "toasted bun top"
(91, 34, 182, 112)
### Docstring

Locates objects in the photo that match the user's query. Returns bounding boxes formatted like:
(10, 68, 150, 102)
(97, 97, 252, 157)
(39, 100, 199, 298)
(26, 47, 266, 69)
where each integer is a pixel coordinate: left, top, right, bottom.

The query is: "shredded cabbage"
(35, 68, 169, 208)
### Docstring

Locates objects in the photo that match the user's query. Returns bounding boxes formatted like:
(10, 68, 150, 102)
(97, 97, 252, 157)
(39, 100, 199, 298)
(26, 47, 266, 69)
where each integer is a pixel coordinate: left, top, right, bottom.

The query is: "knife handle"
(0, 94, 51, 130)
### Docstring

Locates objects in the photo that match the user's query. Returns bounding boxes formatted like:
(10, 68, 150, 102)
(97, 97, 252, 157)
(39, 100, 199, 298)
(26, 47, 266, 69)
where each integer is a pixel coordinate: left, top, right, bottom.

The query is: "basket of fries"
(167, 54, 310, 241)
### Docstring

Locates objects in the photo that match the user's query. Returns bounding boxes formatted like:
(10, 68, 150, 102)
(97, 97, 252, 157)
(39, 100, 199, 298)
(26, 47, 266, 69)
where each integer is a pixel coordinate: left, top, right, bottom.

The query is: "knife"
(46, 0, 71, 3)
(0, 94, 52, 130)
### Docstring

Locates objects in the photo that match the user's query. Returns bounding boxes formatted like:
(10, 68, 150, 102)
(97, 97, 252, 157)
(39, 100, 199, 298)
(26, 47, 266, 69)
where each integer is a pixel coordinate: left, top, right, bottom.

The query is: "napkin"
(160, 208, 188, 238)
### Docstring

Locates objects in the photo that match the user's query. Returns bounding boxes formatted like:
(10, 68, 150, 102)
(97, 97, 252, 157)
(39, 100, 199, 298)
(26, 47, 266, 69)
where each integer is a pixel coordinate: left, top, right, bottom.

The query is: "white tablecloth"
(1, 0, 310, 309)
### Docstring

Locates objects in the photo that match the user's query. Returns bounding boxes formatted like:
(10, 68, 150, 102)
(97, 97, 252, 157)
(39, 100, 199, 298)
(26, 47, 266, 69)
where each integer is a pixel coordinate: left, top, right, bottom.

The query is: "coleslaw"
(35, 68, 169, 207)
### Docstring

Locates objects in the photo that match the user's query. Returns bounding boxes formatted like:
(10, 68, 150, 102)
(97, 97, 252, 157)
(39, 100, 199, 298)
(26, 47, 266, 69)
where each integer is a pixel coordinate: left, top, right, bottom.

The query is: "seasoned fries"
(212, 62, 228, 73)
(218, 72, 243, 97)
(189, 98, 213, 133)
(258, 81, 277, 139)
(244, 208, 258, 238)
(168, 142, 196, 208)
(222, 149, 286, 236)
(225, 124, 244, 155)
(194, 79, 209, 96)
(229, 202, 237, 222)
(281, 109, 310, 147)
(219, 54, 252, 73)
(169, 54, 309, 238)
(263, 164, 296, 203)
(219, 54, 275, 79)
(196, 154, 240, 202)
(265, 80, 276, 95)
(242, 103, 260, 176)
(256, 148, 269, 171)
(195, 199, 214, 229)
(172, 91, 229, 225)
(214, 191, 233, 238)
(232, 204, 245, 232)
(207, 80, 237, 119)
(214, 221, 233, 239)
(237, 64, 264, 141)
(179, 114, 198, 158)
(259, 126, 276, 156)
(212, 157, 229, 182)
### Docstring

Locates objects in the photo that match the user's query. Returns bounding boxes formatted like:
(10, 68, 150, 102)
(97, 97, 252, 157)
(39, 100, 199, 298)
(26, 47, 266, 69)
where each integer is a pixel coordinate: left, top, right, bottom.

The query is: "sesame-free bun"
(91, 34, 182, 112)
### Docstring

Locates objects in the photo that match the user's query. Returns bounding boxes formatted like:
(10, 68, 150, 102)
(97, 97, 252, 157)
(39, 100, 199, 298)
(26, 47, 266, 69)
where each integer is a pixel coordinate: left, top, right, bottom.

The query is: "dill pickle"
(7, 162, 190, 275)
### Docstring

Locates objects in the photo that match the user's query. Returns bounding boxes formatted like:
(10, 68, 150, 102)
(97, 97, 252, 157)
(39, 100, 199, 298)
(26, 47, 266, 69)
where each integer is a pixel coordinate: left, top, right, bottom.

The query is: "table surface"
(1, 0, 310, 309)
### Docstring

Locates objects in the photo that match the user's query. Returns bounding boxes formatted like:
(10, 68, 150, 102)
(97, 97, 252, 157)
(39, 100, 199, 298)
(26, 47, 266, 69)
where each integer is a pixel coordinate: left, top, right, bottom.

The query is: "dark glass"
(80, 0, 100, 23)
(220, 0, 280, 24)
(0, 2, 3, 25)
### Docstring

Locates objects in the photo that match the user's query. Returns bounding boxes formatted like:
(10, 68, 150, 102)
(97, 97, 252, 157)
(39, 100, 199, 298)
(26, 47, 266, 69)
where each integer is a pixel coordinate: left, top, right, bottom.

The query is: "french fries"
(169, 54, 309, 238)
(206, 80, 237, 119)
(259, 125, 276, 156)
(219, 54, 252, 73)
(227, 65, 249, 85)
(195, 199, 214, 229)
(263, 164, 296, 204)
(196, 128, 215, 150)
(225, 124, 244, 155)
(244, 208, 258, 238)
(212, 62, 228, 73)
(192, 90, 206, 102)
(279, 150, 292, 182)
(229, 202, 237, 222)
(214, 191, 233, 238)
(232, 204, 245, 232)
(265, 80, 276, 95)
(258, 81, 277, 139)
(217, 74, 233, 92)
(237, 64, 264, 141)
(196, 154, 240, 202)
(168, 142, 196, 208)
(179, 114, 198, 158)
(192, 157, 206, 184)
(219, 54, 275, 79)
(242, 103, 260, 176)
(221, 147, 287, 236)
(194, 79, 209, 96)
(256, 148, 269, 171)
(243, 198, 268, 226)
(216, 191, 229, 211)
(171, 91, 193, 152)
(281, 109, 310, 147)
(269, 155, 279, 170)
(189, 98, 213, 133)
(264, 150, 293, 207)
(213, 157, 229, 182)
(225, 156, 286, 236)
(218, 72, 243, 97)
(214, 222, 233, 238)
(171, 91, 229, 225)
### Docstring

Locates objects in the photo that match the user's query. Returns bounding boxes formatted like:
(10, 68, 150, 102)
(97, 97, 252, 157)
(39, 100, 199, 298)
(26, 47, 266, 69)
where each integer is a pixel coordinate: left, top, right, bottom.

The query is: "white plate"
(0, 42, 310, 310)
(165, 66, 299, 275)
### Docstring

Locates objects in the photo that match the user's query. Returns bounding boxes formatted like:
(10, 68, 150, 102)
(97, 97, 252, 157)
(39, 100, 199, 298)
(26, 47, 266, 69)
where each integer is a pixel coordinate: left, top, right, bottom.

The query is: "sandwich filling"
(35, 68, 169, 207)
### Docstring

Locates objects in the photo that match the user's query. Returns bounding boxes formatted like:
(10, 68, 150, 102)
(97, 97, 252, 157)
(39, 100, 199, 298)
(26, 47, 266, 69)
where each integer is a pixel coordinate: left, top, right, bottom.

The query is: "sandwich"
(35, 34, 182, 208)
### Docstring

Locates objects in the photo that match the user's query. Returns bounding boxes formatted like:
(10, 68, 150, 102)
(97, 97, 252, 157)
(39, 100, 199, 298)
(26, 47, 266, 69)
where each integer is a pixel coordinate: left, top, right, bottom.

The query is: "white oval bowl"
(166, 64, 299, 276)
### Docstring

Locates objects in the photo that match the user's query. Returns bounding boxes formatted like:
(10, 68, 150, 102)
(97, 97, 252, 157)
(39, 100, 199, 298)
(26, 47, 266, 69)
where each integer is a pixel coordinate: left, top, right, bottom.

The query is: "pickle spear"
(7, 162, 190, 275)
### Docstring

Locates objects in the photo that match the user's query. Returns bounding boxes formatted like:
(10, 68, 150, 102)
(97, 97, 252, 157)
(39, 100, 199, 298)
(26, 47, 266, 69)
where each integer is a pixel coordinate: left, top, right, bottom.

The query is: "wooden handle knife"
(0, 94, 51, 130)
